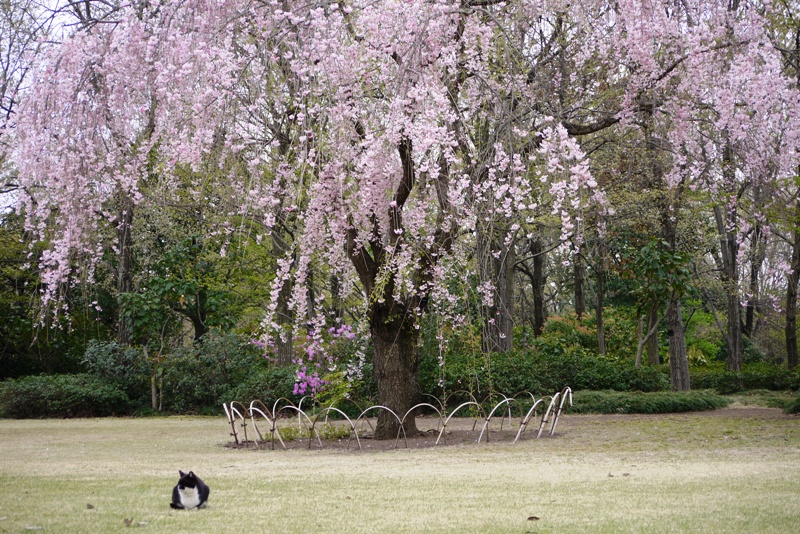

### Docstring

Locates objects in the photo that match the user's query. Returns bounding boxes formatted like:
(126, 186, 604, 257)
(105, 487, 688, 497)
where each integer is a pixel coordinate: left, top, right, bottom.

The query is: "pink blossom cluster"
(10, 0, 800, 350)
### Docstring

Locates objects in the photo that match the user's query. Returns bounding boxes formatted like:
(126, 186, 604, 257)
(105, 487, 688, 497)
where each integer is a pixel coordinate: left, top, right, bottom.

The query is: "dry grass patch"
(0, 408, 798, 533)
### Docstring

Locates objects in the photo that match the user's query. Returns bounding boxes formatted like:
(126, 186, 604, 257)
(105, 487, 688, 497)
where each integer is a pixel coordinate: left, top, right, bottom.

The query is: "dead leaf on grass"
(527, 516, 540, 521)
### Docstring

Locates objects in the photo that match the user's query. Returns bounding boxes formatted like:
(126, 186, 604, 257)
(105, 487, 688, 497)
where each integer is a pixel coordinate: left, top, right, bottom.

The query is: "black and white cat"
(170, 470, 210, 510)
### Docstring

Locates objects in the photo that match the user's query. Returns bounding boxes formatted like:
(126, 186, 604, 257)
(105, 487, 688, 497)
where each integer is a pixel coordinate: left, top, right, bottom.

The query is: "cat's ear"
(188, 471, 195, 477)
(179, 470, 186, 477)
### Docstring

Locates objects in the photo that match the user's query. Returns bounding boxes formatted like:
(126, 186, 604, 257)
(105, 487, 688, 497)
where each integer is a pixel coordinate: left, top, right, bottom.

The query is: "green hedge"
(0, 374, 131, 418)
(421, 346, 670, 402)
(690, 363, 800, 394)
(569, 390, 731, 414)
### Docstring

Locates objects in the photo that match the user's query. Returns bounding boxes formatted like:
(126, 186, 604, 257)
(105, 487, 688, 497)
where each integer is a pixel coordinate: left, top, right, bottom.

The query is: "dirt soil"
(226, 405, 796, 452)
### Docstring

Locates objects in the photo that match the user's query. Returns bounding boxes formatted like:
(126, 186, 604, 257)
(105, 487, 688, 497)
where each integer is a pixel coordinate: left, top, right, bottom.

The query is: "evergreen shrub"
(420, 344, 670, 404)
(690, 363, 800, 394)
(570, 390, 730, 414)
(0, 374, 131, 418)
(785, 393, 800, 414)
(159, 334, 265, 413)
(224, 365, 298, 407)
(81, 341, 150, 403)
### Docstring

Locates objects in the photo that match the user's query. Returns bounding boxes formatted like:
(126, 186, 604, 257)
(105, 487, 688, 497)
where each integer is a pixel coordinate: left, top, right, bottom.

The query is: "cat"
(170, 470, 210, 510)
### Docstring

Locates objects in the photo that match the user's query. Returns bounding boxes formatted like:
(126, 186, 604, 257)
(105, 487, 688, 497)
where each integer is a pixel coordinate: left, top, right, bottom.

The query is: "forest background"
(3, 0, 800, 434)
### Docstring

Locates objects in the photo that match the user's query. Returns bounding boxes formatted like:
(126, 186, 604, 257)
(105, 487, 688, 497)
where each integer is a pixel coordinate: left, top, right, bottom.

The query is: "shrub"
(160, 334, 266, 413)
(224, 366, 298, 407)
(0, 374, 131, 418)
(81, 341, 150, 402)
(690, 363, 800, 394)
(785, 393, 800, 415)
(570, 390, 731, 414)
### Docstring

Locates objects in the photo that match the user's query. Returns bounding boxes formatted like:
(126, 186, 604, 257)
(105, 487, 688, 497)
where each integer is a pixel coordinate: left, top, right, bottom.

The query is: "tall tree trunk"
(714, 203, 743, 371)
(476, 224, 514, 353)
(596, 237, 607, 356)
(272, 233, 294, 366)
(667, 298, 691, 390)
(531, 237, 546, 337)
(636, 306, 663, 368)
(646, 304, 660, 365)
(274, 280, 294, 366)
(187, 287, 208, 342)
(116, 194, 134, 345)
(744, 217, 767, 337)
(573, 255, 586, 320)
(574, 256, 585, 319)
(660, 189, 691, 386)
(786, 196, 800, 370)
(715, 141, 743, 371)
(370, 302, 421, 439)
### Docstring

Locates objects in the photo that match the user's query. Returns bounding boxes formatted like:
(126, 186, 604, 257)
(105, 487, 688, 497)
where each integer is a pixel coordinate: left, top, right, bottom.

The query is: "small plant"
(276, 421, 352, 442)
(277, 424, 306, 442)
(318, 423, 353, 440)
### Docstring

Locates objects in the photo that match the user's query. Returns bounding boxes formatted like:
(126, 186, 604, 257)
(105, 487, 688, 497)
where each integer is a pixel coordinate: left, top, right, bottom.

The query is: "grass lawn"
(0, 406, 798, 533)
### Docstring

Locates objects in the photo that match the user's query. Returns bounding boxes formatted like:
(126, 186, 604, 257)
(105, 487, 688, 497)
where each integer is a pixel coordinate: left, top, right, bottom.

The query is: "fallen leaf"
(608, 473, 614, 477)
(87, 504, 95, 509)
(527, 516, 540, 521)
(124, 518, 133, 527)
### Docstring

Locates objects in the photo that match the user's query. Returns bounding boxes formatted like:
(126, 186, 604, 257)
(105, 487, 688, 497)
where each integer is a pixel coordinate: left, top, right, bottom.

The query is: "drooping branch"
(345, 225, 377, 296)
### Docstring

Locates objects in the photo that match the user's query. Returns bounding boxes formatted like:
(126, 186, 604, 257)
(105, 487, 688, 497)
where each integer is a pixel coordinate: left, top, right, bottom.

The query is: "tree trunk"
(531, 237, 546, 336)
(786, 197, 800, 369)
(667, 298, 691, 390)
(370, 302, 421, 440)
(596, 239, 606, 356)
(272, 233, 294, 366)
(636, 306, 663, 368)
(188, 287, 208, 342)
(476, 224, 514, 353)
(646, 304, 660, 365)
(715, 205, 743, 371)
(274, 283, 294, 365)
(715, 142, 743, 371)
(116, 194, 134, 345)
(144, 346, 159, 411)
(744, 221, 766, 337)
(574, 256, 585, 319)
(660, 190, 690, 385)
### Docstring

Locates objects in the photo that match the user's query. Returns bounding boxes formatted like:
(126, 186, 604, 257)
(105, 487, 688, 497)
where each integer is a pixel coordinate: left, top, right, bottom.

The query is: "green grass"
(1, 409, 799, 533)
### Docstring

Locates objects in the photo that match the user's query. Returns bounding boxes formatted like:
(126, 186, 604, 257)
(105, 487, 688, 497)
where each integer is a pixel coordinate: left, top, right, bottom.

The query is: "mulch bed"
(225, 405, 795, 452)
